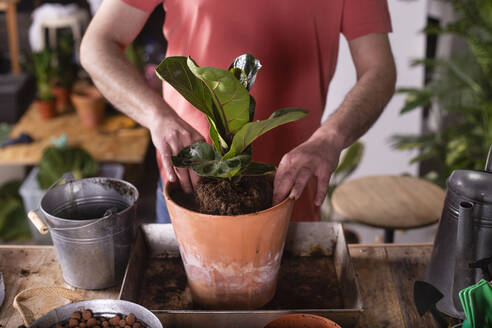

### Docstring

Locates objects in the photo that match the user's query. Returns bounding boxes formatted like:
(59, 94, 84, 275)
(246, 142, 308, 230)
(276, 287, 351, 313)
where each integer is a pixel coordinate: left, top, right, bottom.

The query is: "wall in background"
(323, 0, 428, 179)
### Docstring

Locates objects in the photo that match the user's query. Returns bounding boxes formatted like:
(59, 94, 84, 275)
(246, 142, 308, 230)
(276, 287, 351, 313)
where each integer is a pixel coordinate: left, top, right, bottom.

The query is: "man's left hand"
(273, 133, 343, 207)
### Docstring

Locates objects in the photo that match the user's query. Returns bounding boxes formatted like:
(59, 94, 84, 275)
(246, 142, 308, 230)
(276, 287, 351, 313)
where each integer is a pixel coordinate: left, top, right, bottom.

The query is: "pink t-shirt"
(121, 0, 392, 221)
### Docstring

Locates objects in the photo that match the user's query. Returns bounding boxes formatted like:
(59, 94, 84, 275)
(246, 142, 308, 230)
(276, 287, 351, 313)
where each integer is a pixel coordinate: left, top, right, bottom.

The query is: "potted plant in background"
(52, 32, 76, 114)
(71, 82, 105, 128)
(392, 0, 492, 186)
(32, 50, 56, 119)
(156, 54, 307, 309)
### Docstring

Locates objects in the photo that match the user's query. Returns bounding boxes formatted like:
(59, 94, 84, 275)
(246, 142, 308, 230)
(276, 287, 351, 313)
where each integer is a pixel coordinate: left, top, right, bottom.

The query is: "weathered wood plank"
(349, 246, 406, 327)
(0, 248, 119, 327)
(385, 245, 436, 327)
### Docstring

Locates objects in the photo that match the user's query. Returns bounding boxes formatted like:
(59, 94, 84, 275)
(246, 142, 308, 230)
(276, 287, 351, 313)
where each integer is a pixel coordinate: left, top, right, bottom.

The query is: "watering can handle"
(27, 211, 49, 234)
(13, 287, 84, 326)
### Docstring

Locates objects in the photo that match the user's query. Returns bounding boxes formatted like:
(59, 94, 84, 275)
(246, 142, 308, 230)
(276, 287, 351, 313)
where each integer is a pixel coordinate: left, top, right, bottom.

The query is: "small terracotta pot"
(71, 86, 105, 128)
(51, 86, 71, 113)
(35, 99, 56, 119)
(264, 314, 342, 328)
(164, 182, 294, 310)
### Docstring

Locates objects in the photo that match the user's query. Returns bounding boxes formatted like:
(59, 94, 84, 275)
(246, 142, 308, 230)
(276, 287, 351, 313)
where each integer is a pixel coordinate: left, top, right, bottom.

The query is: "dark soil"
(138, 253, 344, 310)
(195, 176, 273, 215)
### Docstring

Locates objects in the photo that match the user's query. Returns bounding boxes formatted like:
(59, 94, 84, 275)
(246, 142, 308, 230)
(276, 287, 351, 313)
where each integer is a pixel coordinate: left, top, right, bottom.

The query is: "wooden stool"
(331, 175, 445, 243)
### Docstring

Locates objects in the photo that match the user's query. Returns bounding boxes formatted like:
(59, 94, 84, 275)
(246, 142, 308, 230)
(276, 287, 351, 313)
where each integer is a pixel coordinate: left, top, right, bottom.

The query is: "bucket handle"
(13, 287, 84, 326)
(27, 210, 49, 234)
(28, 172, 81, 234)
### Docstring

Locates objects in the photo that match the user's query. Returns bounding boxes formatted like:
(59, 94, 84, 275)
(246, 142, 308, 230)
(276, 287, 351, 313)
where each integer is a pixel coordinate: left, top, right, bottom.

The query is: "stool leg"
(6, 3, 21, 75)
(71, 22, 82, 63)
(384, 228, 395, 243)
(49, 27, 57, 49)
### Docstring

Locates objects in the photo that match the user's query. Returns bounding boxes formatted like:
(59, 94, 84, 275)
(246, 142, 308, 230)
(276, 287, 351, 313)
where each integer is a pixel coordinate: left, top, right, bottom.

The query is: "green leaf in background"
(37, 146, 99, 189)
(228, 53, 262, 91)
(223, 108, 308, 160)
(187, 57, 251, 136)
(333, 141, 364, 178)
(0, 180, 31, 241)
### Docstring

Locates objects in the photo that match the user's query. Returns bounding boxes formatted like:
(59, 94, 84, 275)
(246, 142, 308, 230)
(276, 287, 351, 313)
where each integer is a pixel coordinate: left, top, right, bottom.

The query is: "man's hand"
(149, 112, 204, 194)
(273, 132, 343, 207)
(273, 33, 396, 208)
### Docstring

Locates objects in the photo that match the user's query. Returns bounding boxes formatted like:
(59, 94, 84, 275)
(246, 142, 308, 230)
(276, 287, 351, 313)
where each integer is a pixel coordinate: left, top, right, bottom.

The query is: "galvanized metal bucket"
(28, 173, 138, 290)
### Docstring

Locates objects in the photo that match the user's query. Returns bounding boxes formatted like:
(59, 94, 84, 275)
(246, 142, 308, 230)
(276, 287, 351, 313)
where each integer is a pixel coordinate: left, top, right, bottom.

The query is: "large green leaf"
(192, 154, 251, 179)
(223, 108, 308, 159)
(172, 142, 218, 167)
(156, 56, 229, 149)
(241, 162, 276, 176)
(228, 54, 262, 90)
(172, 142, 252, 178)
(187, 58, 251, 136)
(155, 56, 215, 118)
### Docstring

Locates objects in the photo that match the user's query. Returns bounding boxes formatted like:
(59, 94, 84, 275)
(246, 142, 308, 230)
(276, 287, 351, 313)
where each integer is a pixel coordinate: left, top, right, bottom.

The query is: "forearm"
(80, 34, 172, 130)
(315, 64, 396, 151)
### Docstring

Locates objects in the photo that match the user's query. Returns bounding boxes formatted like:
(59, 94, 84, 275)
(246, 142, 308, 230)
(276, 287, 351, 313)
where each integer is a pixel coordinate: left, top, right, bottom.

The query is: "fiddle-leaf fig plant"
(155, 54, 308, 180)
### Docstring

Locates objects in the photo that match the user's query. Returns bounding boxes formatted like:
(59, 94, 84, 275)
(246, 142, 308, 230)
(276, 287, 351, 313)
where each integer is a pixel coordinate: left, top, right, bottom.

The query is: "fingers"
(273, 157, 296, 205)
(314, 171, 331, 207)
(175, 167, 194, 194)
(289, 167, 312, 200)
(160, 144, 177, 182)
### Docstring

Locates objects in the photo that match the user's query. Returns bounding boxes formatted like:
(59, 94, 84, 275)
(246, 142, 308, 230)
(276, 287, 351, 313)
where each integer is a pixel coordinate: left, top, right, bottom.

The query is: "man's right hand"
(80, 0, 204, 194)
(149, 112, 204, 194)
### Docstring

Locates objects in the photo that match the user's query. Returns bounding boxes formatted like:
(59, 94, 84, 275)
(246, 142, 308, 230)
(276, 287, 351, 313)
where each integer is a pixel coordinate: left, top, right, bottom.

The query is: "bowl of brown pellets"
(18, 298, 162, 328)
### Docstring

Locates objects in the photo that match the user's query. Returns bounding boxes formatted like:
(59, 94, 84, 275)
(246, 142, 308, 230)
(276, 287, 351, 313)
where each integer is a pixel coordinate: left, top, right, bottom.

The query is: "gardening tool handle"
(27, 210, 49, 234)
(13, 287, 84, 326)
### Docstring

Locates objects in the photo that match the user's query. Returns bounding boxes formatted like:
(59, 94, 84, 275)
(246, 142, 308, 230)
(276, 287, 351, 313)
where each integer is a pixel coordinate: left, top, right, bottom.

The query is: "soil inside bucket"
(171, 176, 273, 216)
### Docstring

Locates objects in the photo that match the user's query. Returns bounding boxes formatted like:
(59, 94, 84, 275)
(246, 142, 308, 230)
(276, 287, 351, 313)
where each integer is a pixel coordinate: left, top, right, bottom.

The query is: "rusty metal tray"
(119, 222, 363, 327)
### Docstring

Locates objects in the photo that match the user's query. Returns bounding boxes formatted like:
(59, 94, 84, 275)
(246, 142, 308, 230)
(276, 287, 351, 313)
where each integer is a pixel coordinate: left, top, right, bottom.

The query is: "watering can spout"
(452, 201, 475, 312)
(486, 145, 492, 172)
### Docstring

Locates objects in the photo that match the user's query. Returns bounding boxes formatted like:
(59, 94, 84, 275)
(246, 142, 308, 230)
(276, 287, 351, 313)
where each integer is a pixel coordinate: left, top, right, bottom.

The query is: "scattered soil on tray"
(195, 176, 273, 215)
(264, 254, 344, 309)
(138, 253, 343, 310)
(140, 254, 193, 310)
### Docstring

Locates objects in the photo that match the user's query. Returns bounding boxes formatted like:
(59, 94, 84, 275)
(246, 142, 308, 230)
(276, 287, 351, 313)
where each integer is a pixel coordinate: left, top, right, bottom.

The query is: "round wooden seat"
(332, 175, 446, 242)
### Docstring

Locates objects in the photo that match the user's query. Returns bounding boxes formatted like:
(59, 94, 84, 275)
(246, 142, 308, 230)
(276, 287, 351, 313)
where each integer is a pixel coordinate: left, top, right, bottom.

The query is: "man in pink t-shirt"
(80, 0, 396, 221)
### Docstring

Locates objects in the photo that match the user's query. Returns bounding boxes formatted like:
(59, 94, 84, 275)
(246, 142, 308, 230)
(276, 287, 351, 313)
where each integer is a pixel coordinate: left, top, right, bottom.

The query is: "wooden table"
(0, 104, 150, 165)
(0, 243, 440, 328)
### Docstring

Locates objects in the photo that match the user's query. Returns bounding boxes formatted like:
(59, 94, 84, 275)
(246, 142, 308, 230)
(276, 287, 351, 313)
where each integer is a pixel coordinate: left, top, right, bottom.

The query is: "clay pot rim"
(164, 181, 294, 220)
(264, 314, 341, 328)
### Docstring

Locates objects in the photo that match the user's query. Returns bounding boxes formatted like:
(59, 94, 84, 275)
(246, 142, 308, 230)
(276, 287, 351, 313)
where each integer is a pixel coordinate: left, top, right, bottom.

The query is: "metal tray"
(119, 222, 363, 327)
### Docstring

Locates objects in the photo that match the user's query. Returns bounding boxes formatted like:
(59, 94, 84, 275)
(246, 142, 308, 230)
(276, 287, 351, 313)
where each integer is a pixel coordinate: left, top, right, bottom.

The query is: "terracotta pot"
(164, 182, 294, 310)
(35, 99, 56, 119)
(51, 86, 71, 113)
(71, 86, 105, 128)
(264, 314, 342, 328)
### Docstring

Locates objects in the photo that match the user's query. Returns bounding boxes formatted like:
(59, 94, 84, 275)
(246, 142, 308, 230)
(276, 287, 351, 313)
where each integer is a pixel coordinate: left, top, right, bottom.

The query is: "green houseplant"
(156, 54, 307, 215)
(155, 54, 307, 309)
(32, 50, 56, 119)
(52, 32, 76, 113)
(392, 0, 492, 187)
